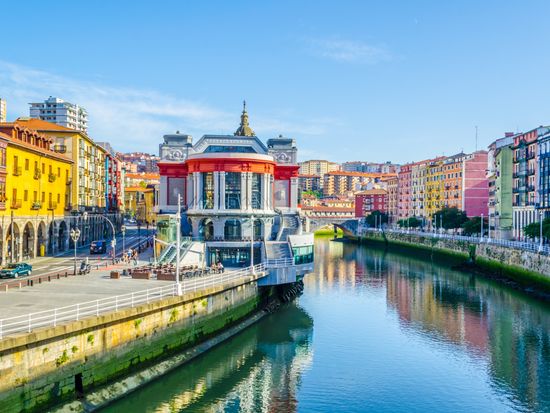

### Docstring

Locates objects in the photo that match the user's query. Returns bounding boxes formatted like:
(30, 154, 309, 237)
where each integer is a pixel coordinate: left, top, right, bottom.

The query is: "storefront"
(207, 246, 262, 268)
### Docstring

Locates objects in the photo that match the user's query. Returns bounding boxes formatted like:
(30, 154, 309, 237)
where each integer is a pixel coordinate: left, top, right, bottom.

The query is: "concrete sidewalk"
(0, 253, 170, 320)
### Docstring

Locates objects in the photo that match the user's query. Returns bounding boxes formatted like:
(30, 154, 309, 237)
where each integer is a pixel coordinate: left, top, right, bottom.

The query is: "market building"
(156, 103, 313, 280)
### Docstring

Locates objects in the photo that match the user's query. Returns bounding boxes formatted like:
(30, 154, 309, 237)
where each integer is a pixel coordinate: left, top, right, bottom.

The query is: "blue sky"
(1, 0, 550, 163)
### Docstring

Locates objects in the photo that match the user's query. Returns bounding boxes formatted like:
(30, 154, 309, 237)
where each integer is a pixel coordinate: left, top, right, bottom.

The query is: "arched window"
(253, 219, 262, 240)
(224, 219, 241, 241)
(199, 219, 214, 241)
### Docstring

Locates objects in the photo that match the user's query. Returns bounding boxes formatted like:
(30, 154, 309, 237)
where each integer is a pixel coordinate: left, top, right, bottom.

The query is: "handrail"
(0, 263, 268, 340)
(358, 227, 550, 255)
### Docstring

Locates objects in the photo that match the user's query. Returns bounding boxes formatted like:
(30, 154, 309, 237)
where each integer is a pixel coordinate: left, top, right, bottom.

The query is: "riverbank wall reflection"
(308, 238, 550, 412)
(101, 304, 313, 413)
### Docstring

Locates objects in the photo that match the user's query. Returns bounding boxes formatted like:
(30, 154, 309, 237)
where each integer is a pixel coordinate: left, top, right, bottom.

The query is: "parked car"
(90, 240, 107, 254)
(0, 263, 32, 278)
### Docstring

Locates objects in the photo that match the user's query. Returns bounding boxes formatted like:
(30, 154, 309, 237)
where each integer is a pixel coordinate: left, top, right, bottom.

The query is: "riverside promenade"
(0, 251, 267, 413)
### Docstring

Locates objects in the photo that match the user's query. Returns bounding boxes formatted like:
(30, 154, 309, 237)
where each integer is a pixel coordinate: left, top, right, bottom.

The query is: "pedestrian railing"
(265, 258, 294, 267)
(358, 227, 550, 255)
(0, 263, 267, 340)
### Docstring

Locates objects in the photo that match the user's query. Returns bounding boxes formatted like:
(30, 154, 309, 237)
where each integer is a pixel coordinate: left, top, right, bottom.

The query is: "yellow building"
(13, 118, 106, 212)
(0, 124, 73, 263)
(124, 186, 157, 225)
(425, 159, 445, 218)
(12, 119, 121, 248)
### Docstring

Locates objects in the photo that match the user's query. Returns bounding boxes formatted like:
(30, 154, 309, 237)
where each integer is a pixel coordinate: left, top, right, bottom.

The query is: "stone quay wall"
(0, 276, 263, 413)
(356, 231, 550, 287)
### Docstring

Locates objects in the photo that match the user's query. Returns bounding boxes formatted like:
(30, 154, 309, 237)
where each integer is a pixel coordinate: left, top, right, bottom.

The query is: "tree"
(365, 211, 389, 227)
(397, 216, 421, 228)
(523, 218, 550, 239)
(434, 207, 468, 230)
(301, 190, 322, 199)
(461, 216, 488, 236)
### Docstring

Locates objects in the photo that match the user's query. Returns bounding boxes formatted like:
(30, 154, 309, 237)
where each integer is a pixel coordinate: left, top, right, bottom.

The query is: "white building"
(0, 98, 6, 122)
(155, 103, 314, 285)
(29, 97, 88, 133)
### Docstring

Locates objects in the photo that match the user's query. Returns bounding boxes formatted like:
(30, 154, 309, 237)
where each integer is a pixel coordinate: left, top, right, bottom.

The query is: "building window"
(224, 219, 242, 240)
(24, 158, 29, 171)
(24, 190, 28, 201)
(251, 173, 262, 209)
(225, 172, 241, 209)
(167, 177, 185, 206)
(253, 219, 262, 240)
(202, 172, 214, 209)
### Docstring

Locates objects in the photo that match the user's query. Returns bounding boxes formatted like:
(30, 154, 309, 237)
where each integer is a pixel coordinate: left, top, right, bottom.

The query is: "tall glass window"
(251, 173, 262, 209)
(202, 172, 214, 209)
(168, 177, 185, 205)
(225, 172, 241, 209)
(224, 219, 242, 240)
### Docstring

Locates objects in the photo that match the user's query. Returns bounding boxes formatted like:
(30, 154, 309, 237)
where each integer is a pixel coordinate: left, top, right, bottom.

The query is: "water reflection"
(102, 304, 313, 413)
(307, 238, 550, 413)
(103, 238, 550, 413)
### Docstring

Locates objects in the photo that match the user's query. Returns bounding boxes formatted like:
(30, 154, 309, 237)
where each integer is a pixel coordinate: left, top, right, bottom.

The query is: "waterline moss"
(353, 234, 550, 297)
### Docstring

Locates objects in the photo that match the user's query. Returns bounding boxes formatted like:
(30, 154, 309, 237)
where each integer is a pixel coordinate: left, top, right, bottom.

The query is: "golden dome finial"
(234, 100, 255, 136)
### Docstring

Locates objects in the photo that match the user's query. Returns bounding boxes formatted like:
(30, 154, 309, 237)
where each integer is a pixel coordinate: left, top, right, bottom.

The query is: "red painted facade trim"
(274, 164, 299, 180)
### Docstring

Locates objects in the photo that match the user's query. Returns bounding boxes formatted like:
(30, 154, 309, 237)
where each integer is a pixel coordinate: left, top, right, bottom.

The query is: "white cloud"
(309, 38, 392, 64)
(0, 61, 333, 153)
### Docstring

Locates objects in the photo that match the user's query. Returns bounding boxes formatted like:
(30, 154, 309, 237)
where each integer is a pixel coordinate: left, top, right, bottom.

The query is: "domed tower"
(234, 101, 256, 137)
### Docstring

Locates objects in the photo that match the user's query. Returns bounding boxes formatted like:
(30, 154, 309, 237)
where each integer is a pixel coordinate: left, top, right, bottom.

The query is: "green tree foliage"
(365, 211, 389, 227)
(434, 207, 468, 230)
(461, 216, 488, 236)
(397, 216, 421, 228)
(301, 190, 322, 199)
(523, 218, 550, 239)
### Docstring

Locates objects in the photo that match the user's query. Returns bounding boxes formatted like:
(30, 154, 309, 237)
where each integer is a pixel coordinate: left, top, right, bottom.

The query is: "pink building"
(462, 151, 489, 217)
(397, 163, 412, 218)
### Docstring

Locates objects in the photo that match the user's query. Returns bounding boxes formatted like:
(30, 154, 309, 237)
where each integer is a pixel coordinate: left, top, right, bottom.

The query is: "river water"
(102, 237, 550, 413)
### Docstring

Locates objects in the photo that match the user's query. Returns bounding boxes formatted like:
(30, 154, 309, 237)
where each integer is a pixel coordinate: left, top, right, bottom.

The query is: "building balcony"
(33, 169, 42, 180)
(47, 201, 57, 210)
(10, 199, 22, 209)
(527, 185, 535, 192)
(31, 201, 42, 210)
(53, 144, 67, 153)
(527, 152, 536, 160)
(528, 169, 535, 176)
(48, 173, 57, 183)
(12, 166, 22, 176)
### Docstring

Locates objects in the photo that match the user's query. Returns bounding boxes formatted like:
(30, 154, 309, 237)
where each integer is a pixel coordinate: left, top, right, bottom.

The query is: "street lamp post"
(487, 213, 491, 242)
(480, 213, 484, 242)
(175, 194, 182, 296)
(539, 211, 544, 253)
(439, 214, 443, 236)
(250, 215, 256, 275)
(70, 228, 81, 275)
(121, 225, 126, 256)
(137, 222, 142, 253)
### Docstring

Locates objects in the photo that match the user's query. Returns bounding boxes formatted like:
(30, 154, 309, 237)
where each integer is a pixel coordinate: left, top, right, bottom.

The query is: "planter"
(131, 271, 151, 280)
(110, 271, 120, 279)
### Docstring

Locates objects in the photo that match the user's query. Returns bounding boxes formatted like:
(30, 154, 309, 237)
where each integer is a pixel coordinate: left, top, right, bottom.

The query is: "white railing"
(0, 264, 266, 340)
(359, 227, 550, 255)
(265, 258, 294, 267)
